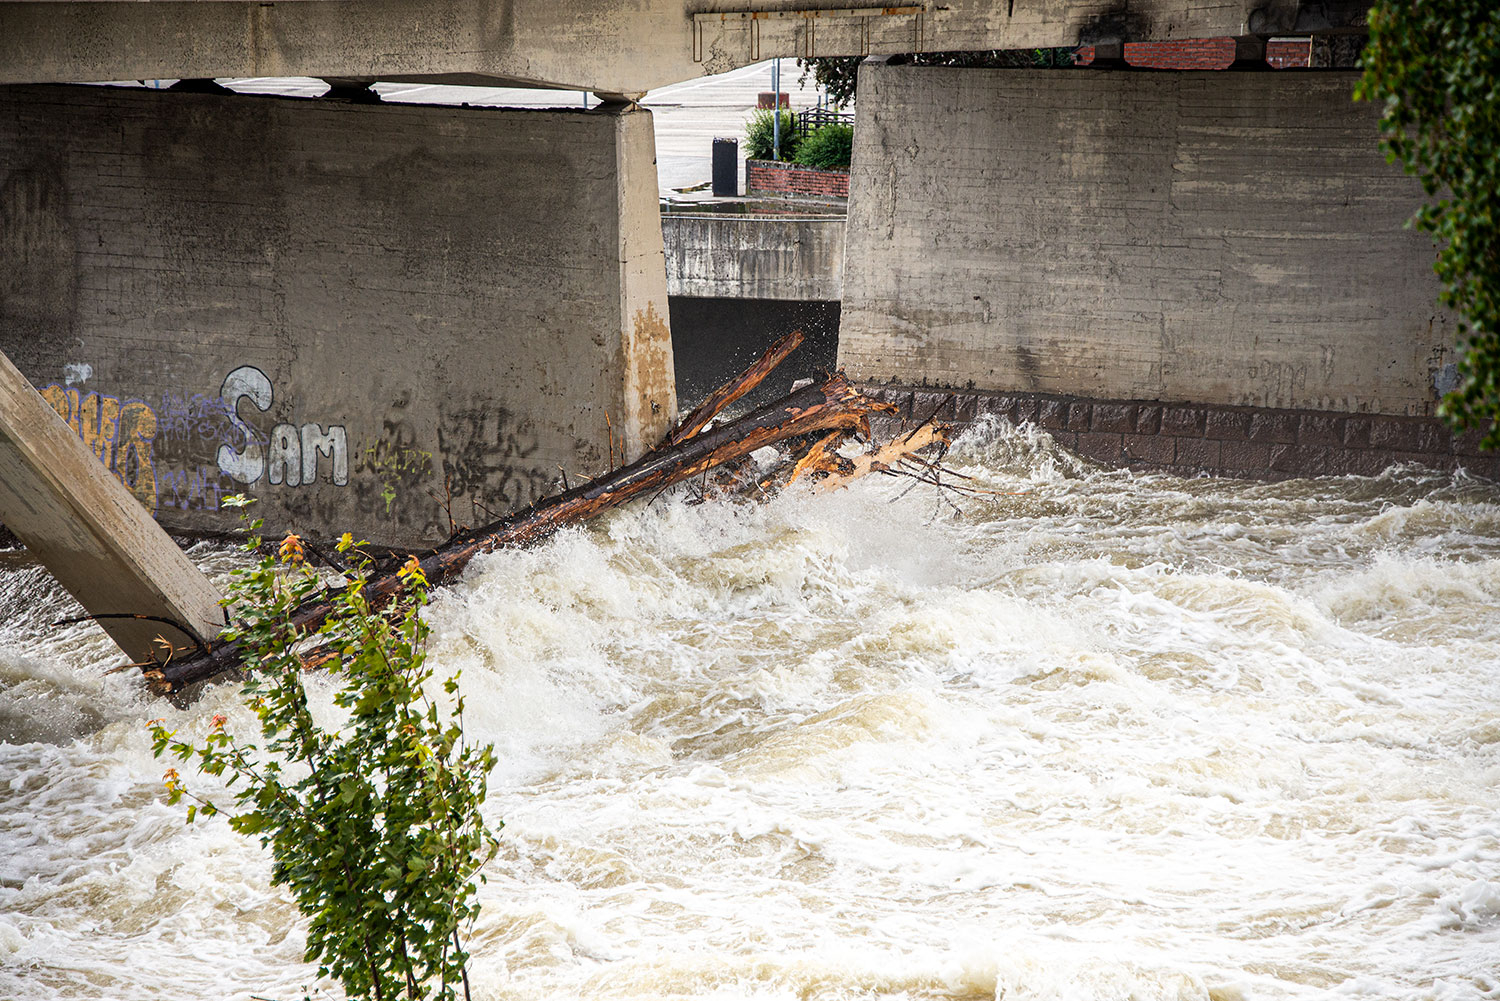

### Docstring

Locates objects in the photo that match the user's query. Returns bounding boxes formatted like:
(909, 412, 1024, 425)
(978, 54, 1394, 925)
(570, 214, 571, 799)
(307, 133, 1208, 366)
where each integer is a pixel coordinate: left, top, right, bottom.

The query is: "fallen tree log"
(663, 328, 803, 447)
(144, 373, 893, 695)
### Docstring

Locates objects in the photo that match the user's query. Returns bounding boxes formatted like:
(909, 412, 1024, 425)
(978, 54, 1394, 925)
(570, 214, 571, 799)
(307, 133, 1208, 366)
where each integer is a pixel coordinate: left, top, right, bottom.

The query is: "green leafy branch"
(151, 502, 498, 1001)
(1358, 0, 1500, 447)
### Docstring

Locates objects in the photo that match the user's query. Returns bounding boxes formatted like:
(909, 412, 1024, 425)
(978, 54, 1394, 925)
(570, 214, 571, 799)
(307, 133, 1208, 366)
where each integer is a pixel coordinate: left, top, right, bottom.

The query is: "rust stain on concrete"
(627, 301, 674, 451)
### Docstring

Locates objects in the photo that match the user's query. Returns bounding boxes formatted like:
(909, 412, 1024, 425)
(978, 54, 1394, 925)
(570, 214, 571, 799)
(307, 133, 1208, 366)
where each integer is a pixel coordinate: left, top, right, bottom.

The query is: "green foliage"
(151, 508, 498, 1001)
(1358, 1, 1500, 448)
(744, 108, 799, 161)
(794, 123, 854, 170)
(796, 48, 1075, 106)
(797, 56, 861, 106)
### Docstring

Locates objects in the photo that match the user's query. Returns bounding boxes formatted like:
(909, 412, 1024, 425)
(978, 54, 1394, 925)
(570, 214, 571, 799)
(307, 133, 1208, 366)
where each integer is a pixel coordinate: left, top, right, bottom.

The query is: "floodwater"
(2, 419, 1499, 1000)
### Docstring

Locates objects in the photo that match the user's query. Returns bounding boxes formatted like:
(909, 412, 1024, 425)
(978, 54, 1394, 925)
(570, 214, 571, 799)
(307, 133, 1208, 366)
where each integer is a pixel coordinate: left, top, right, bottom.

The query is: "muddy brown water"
(2, 419, 1498, 1000)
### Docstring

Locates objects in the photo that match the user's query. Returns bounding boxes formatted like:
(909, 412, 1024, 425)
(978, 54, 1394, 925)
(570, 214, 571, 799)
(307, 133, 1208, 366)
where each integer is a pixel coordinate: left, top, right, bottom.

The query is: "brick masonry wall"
(1076, 38, 1311, 69)
(862, 385, 1500, 481)
(746, 159, 849, 200)
(1266, 39, 1313, 69)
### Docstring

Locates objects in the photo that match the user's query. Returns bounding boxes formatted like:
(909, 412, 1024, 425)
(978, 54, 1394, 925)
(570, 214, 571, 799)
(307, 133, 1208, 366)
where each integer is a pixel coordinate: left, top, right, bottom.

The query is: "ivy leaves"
(1359, 0, 1500, 447)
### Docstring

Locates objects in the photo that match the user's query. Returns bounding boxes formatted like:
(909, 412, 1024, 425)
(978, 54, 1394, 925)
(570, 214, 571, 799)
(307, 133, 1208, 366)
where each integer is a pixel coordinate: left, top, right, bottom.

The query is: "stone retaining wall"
(863, 385, 1500, 480)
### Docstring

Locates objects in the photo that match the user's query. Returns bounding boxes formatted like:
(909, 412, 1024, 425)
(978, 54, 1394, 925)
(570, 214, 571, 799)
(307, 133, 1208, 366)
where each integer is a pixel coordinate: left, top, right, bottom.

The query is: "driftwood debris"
(143, 357, 916, 694)
(664, 329, 804, 447)
(137, 328, 986, 696)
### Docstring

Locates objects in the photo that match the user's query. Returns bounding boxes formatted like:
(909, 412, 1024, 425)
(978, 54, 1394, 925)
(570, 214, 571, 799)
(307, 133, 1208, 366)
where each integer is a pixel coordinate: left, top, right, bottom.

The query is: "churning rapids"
(2, 419, 1499, 1001)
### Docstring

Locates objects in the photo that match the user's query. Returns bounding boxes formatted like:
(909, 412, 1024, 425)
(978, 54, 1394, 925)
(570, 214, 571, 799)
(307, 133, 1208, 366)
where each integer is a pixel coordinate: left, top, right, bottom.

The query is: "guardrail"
(795, 106, 854, 138)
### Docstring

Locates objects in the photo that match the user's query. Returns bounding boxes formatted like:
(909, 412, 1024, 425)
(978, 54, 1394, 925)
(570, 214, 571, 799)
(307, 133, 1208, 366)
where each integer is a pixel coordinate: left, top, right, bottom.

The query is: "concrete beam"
(0, 349, 225, 663)
(0, 0, 1369, 92)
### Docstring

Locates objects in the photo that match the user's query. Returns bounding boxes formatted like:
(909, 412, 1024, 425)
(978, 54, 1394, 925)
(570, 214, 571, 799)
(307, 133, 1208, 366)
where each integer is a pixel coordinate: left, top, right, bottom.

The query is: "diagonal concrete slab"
(0, 348, 225, 664)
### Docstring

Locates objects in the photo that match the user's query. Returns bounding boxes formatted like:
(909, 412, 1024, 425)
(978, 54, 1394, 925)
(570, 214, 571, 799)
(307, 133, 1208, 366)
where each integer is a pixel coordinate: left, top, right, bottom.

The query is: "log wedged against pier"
(145, 366, 894, 695)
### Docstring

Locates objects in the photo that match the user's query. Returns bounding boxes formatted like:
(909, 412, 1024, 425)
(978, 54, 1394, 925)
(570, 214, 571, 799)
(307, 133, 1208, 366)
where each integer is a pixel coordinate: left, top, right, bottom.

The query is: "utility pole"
(771, 57, 781, 160)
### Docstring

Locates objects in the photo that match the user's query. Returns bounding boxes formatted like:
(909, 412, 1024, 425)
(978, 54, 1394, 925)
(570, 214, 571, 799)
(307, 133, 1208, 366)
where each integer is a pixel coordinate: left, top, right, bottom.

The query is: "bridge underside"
(4, 45, 1489, 554)
(0, 1, 1371, 92)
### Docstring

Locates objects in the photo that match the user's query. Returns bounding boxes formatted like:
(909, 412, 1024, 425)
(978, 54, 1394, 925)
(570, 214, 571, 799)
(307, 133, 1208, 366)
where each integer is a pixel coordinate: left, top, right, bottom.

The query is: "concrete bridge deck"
(0, 1, 1371, 92)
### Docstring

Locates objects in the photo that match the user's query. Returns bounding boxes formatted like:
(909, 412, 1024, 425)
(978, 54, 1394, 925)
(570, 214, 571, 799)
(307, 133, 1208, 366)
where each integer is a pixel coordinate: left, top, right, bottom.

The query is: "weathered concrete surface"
(0, 84, 674, 547)
(663, 215, 844, 302)
(840, 65, 1453, 419)
(0, 1, 1369, 92)
(0, 349, 225, 662)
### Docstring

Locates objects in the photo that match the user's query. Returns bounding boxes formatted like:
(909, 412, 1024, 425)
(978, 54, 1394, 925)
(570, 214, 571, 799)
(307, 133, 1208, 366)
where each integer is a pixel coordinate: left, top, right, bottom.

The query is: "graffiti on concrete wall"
(157, 390, 237, 444)
(39, 364, 353, 516)
(216, 365, 349, 488)
(32, 362, 576, 536)
(157, 463, 233, 513)
(438, 404, 550, 510)
(357, 437, 434, 515)
(39, 385, 160, 510)
(153, 390, 242, 511)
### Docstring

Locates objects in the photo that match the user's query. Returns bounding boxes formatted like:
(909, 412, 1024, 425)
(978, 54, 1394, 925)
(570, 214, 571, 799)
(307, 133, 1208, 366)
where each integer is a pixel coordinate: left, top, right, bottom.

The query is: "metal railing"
(795, 106, 854, 139)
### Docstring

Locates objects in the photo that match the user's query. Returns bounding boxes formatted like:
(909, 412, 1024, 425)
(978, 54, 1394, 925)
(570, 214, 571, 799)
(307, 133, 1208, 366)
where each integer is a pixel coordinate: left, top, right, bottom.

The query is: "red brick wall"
(1266, 39, 1313, 68)
(1075, 38, 1310, 69)
(746, 159, 849, 199)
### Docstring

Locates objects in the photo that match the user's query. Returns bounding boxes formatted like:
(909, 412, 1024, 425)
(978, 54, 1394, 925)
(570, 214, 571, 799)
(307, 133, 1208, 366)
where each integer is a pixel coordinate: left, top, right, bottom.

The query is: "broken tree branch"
(664, 329, 804, 447)
(788, 423, 951, 493)
(53, 612, 212, 655)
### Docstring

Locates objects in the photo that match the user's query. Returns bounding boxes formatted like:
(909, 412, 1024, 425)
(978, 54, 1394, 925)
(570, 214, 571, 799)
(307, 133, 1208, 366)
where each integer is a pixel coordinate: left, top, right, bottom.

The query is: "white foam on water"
(3, 420, 1499, 999)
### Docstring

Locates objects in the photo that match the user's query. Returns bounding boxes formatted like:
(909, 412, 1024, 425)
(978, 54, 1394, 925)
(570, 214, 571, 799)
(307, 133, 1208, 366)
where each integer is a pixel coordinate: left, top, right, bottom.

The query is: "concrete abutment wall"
(839, 64, 1482, 476)
(0, 85, 674, 548)
(662, 213, 843, 414)
(662, 215, 844, 302)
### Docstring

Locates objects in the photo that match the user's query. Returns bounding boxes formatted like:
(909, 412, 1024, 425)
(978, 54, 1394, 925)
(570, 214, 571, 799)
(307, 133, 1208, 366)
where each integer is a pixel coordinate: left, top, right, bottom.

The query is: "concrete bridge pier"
(840, 61, 1498, 479)
(0, 85, 675, 548)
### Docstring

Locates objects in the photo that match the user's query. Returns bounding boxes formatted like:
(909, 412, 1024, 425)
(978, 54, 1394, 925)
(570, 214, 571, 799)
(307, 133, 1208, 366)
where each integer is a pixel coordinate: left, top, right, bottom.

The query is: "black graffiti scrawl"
(437, 404, 551, 515)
